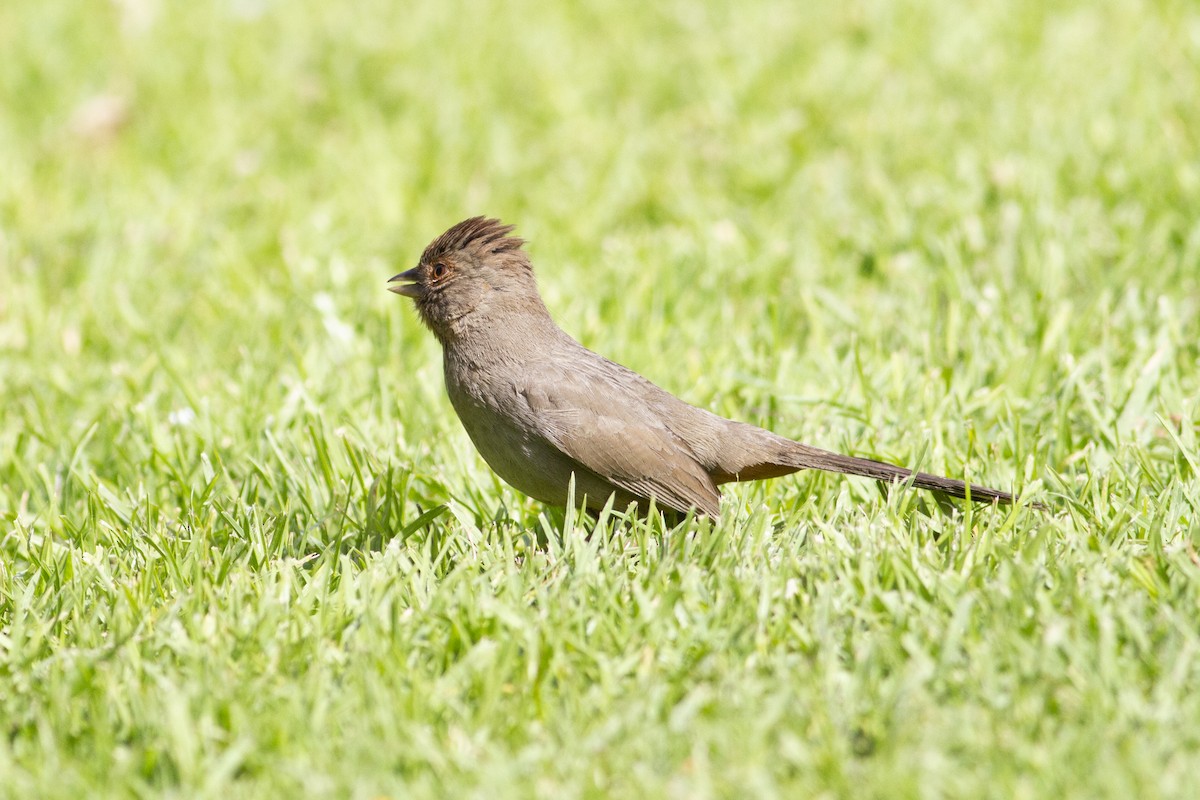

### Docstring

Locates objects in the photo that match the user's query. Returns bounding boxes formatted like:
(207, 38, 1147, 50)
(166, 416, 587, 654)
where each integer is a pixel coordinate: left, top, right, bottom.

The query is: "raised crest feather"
(421, 216, 526, 264)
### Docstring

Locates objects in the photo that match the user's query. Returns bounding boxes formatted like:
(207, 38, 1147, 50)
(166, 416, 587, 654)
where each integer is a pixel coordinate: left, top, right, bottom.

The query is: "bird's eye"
(431, 263, 449, 280)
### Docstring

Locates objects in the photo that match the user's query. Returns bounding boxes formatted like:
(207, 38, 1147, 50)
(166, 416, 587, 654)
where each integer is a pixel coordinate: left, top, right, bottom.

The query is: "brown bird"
(390, 217, 1019, 518)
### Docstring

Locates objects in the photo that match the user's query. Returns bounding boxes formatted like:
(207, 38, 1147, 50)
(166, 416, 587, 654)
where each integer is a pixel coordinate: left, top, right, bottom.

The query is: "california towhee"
(390, 217, 1019, 517)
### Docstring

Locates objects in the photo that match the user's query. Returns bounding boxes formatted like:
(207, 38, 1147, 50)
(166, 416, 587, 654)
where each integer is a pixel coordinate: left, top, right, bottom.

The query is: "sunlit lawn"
(2, 0, 1199, 797)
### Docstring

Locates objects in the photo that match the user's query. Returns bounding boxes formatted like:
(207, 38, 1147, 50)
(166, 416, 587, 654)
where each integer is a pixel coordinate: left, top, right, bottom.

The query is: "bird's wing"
(516, 367, 722, 517)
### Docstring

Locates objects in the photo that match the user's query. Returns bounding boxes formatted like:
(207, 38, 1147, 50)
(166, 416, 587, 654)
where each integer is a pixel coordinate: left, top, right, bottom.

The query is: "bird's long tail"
(782, 443, 1015, 503)
(706, 421, 1031, 506)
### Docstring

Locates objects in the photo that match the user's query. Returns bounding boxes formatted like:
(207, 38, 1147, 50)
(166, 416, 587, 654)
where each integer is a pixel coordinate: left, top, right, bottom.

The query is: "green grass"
(2, 0, 1199, 796)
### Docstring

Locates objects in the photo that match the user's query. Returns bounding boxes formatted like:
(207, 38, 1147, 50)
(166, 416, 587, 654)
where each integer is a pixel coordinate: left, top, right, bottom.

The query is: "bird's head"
(389, 216, 543, 342)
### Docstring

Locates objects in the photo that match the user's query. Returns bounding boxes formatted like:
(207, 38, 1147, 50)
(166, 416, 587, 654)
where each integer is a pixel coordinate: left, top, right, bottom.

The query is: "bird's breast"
(442, 355, 589, 505)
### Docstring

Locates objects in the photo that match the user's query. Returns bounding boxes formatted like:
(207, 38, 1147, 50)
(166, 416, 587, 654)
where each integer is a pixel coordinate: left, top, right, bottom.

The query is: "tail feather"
(786, 443, 1015, 504)
(702, 420, 1033, 507)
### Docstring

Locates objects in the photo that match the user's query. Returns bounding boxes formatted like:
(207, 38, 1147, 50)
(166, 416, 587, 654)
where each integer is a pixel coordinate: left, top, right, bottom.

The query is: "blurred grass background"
(2, 0, 1199, 797)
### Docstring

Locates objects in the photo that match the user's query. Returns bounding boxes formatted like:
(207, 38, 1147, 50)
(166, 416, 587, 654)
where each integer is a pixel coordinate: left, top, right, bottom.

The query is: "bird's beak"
(388, 267, 423, 298)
